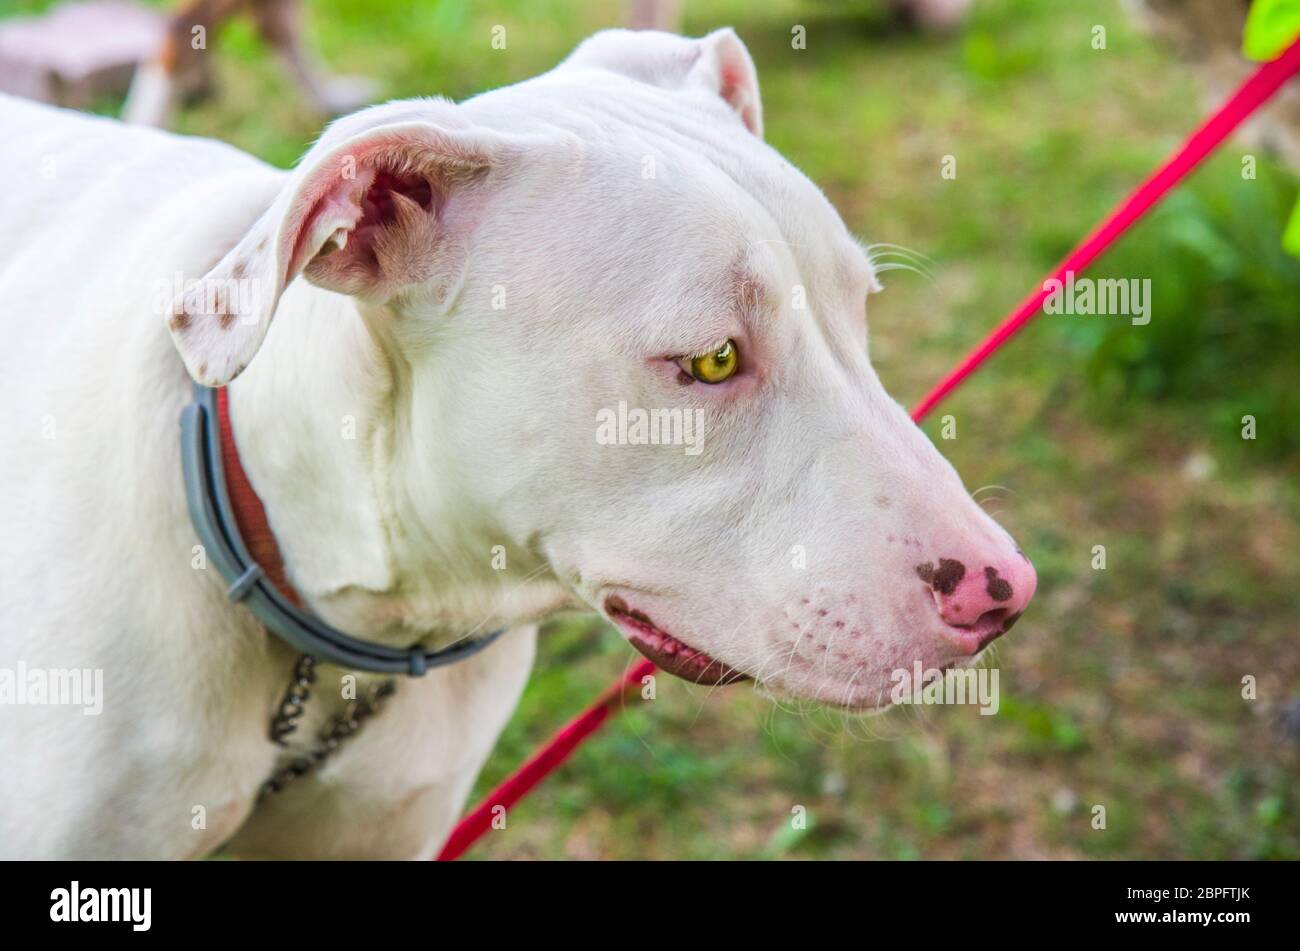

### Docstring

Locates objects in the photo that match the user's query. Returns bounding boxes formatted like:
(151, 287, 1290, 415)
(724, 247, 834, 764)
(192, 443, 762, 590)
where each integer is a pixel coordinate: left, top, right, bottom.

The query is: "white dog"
(0, 28, 1035, 859)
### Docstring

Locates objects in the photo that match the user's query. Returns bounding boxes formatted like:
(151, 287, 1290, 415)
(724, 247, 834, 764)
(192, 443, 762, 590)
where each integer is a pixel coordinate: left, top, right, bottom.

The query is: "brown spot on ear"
(985, 566, 1013, 602)
(230, 261, 247, 280)
(169, 311, 190, 332)
(197, 362, 208, 378)
(217, 304, 237, 330)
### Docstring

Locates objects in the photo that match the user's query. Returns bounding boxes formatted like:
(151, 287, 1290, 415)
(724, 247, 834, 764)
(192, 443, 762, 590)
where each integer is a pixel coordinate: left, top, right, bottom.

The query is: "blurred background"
(5, 0, 1298, 858)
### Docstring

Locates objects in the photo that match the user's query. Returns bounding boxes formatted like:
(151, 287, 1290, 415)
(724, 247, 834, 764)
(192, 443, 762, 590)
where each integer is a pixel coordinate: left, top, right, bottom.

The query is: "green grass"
(12, 0, 1297, 858)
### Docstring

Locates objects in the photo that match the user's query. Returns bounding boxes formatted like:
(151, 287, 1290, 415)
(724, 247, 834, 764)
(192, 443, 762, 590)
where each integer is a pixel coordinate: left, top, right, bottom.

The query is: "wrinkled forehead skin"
(458, 65, 880, 360)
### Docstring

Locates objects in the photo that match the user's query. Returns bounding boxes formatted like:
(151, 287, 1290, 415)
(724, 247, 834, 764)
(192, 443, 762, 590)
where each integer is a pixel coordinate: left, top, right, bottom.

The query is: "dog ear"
(168, 114, 501, 387)
(561, 28, 763, 138)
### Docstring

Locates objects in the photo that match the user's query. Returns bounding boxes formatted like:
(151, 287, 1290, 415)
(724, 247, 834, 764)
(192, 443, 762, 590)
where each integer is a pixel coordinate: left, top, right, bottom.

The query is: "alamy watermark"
(1043, 270, 1150, 326)
(152, 271, 262, 324)
(0, 662, 104, 715)
(50, 881, 150, 931)
(596, 400, 705, 456)
(890, 661, 999, 715)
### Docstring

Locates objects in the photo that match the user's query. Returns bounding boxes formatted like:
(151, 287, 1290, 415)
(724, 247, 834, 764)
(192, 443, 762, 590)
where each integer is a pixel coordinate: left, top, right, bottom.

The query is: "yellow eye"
(686, 339, 739, 384)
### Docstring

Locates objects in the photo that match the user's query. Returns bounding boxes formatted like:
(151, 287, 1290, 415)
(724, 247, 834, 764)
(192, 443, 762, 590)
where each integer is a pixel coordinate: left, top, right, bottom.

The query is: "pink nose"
(916, 552, 1037, 654)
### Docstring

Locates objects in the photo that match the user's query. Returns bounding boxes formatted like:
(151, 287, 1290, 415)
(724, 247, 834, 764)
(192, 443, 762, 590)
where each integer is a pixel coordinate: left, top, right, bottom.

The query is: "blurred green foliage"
(1065, 157, 1300, 459)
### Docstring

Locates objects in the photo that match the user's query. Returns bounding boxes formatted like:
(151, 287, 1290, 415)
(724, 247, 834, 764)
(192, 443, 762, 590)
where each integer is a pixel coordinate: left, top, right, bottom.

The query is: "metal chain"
(258, 653, 397, 801)
(269, 653, 319, 745)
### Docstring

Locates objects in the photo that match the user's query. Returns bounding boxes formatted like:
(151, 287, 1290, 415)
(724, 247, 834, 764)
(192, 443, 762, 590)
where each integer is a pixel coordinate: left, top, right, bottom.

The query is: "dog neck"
(224, 280, 571, 649)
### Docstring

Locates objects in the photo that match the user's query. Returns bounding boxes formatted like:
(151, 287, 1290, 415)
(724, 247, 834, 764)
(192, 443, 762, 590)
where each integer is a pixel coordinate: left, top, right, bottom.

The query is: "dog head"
(170, 29, 1034, 710)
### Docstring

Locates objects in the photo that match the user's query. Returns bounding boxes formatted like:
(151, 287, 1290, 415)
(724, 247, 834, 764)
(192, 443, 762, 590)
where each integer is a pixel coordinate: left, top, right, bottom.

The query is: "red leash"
(910, 35, 1300, 421)
(438, 37, 1300, 861)
(435, 659, 656, 861)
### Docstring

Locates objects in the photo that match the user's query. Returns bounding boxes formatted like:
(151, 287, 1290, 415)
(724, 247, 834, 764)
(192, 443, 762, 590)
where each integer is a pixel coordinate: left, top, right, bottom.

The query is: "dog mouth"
(604, 595, 749, 686)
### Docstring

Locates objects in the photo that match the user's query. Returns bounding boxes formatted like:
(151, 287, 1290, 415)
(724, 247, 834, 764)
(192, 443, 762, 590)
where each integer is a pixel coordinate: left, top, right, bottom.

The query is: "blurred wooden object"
(124, 0, 378, 127)
(0, 0, 375, 127)
(0, 1, 164, 109)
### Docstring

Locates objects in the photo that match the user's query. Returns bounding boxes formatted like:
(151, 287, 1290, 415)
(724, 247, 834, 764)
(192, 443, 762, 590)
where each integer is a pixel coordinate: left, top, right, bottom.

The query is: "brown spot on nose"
(1000, 611, 1022, 634)
(985, 566, 1013, 602)
(915, 558, 966, 595)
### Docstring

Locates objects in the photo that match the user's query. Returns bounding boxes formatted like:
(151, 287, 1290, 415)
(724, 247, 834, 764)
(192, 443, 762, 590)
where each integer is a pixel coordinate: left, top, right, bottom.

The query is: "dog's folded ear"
(561, 28, 763, 138)
(168, 110, 504, 387)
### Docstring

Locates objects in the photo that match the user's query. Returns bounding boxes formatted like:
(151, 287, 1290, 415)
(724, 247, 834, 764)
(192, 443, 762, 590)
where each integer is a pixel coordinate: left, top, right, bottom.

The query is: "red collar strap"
(214, 387, 301, 606)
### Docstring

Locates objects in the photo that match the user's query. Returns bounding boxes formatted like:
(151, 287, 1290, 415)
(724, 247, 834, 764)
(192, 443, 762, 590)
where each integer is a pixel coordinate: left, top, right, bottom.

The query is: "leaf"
(1243, 0, 1300, 60)
(1284, 193, 1300, 259)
